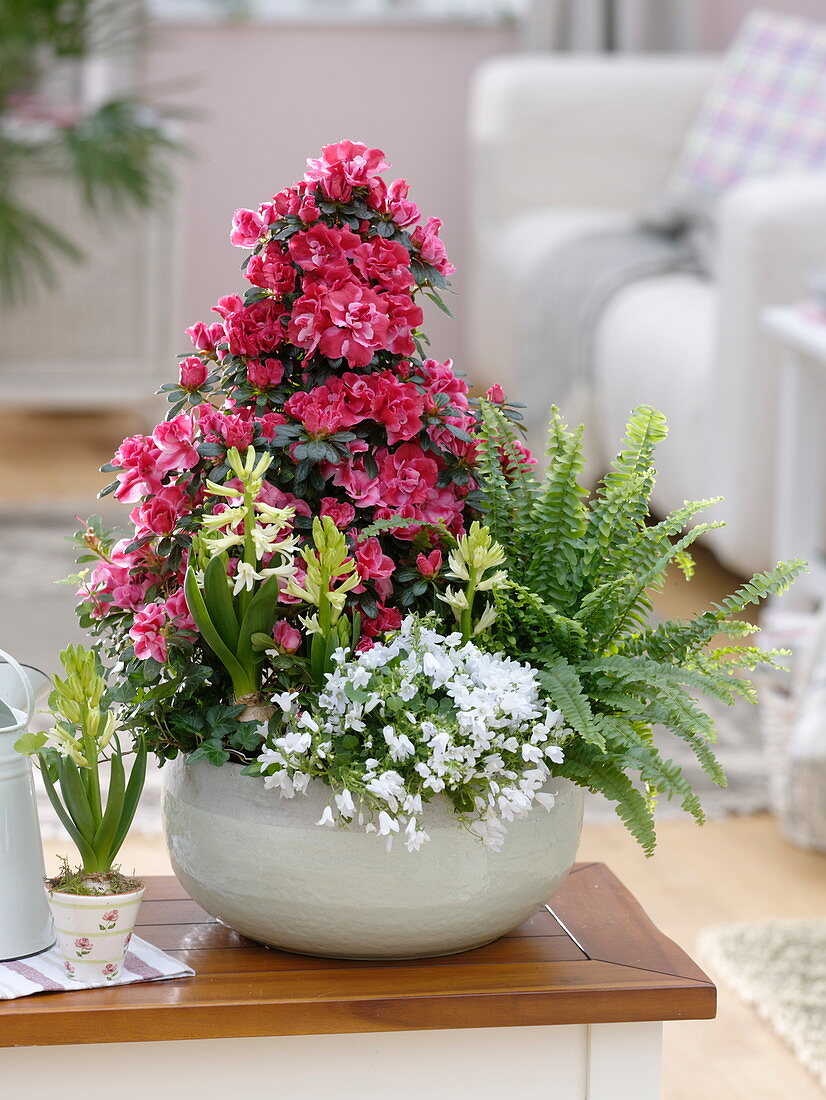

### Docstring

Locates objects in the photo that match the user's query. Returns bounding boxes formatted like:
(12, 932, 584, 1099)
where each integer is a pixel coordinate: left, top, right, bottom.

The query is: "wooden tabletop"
(0, 863, 715, 1047)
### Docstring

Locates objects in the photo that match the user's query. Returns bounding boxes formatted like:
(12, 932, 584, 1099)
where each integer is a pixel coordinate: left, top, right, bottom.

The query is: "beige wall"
(144, 20, 517, 379)
(700, 0, 826, 48)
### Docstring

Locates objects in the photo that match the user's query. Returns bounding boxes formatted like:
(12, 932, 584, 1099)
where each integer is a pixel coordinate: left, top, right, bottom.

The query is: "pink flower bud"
(485, 383, 505, 405)
(416, 549, 442, 577)
(273, 620, 302, 654)
(179, 356, 208, 391)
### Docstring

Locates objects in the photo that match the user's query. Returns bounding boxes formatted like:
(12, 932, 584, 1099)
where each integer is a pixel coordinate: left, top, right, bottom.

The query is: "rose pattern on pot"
(48, 884, 145, 979)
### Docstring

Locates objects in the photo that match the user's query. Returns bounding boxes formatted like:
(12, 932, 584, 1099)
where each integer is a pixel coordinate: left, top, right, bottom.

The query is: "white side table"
(763, 306, 826, 610)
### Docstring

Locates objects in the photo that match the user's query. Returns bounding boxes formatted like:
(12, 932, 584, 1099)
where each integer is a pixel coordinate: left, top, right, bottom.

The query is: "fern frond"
(704, 645, 791, 673)
(632, 560, 806, 663)
(474, 399, 538, 564)
(360, 515, 451, 539)
(525, 409, 587, 609)
(572, 573, 638, 644)
(594, 715, 705, 824)
(488, 582, 589, 662)
(581, 653, 750, 709)
(593, 521, 724, 649)
(605, 405, 669, 484)
(537, 656, 604, 750)
(556, 739, 657, 855)
(581, 469, 654, 582)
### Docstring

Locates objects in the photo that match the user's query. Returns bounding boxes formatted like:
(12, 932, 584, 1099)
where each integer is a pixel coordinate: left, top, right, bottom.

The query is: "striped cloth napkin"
(0, 937, 194, 999)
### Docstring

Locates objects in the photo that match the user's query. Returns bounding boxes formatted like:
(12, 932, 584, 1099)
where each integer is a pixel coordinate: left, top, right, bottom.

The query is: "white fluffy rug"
(698, 920, 826, 1090)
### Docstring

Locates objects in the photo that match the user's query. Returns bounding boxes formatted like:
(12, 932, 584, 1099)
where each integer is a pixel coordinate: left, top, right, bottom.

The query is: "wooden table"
(0, 863, 715, 1099)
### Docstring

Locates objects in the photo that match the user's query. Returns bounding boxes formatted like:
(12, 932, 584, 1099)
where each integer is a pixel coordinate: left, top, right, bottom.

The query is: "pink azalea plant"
(74, 141, 514, 764)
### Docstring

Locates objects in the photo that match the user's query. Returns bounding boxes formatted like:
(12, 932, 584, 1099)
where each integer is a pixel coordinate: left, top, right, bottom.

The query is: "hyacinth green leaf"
(203, 552, 241, 651)
(108, 738, 147, 865)
(184, 567, 248, 691)
(56, 756, 97, 845)
(92, 750, 125, 864)
(39, 763, 97, 869)
(236, 575, 283, 672)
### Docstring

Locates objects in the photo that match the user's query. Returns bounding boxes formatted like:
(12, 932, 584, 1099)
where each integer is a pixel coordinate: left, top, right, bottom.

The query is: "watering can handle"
(0, 648, 35, 727)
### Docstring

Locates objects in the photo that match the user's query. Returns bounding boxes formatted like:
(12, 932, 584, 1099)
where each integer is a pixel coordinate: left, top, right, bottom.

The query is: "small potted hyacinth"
(69, 141, 803, 959)
(16, 646, 147, 982)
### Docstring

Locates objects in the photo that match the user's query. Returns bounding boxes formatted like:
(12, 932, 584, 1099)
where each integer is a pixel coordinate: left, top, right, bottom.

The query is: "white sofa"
(468, 55, 826, 577)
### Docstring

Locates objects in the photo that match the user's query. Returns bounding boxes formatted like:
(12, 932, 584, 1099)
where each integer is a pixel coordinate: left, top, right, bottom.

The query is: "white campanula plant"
(248, 617, 567, 852)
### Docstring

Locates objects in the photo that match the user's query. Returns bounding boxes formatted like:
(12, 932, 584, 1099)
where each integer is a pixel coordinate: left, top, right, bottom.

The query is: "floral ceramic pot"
(48, 884, 145, 983)
(162, 757, 584, 960)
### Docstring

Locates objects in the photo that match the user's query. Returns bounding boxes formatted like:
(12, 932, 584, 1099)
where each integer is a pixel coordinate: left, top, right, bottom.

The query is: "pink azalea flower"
(185, 320, 224, 356)
(219, 413, 255, 450)
(386, 178, 421, 228)
(360, 602, 402, 642)
(230, 207, 264, 248)
(331, 459, 383, 508)
(130, 485, 190, 537)
(305, 141, 388, 202)
(163, 588, 196, 632)
(353, 537, 395, 598)
(244, 243, 297, 297)
(411, 216, 455, 276)
(288, 223, 360, 274)
(318, 281, 390, 368)
(351, 238, 413, 292)
(421, 358, 469, 411)
(224, 299, 287, 358)
(247, 359, 285, 390)
(372, 374, 425, 444)
(212, 293, 244, 319)
(152, 413, 200, 475)
(378, 443, 440, 508)
(485, 383, 506, 404)
(130, 604, 169, 663)
(384, 292, 424, 357)
(257, 411, 288, 440)
(284, 387, 351, 438)
(320, 497, 356, 528)
(112, 435, 164, 504)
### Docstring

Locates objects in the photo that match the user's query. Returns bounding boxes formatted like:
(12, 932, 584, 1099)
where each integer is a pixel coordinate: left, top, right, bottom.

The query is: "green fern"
(556, 739, 658, 855)
(472, 403, 804, 853)
(536, 657, 604, 750)
(524, 409, 588, 609)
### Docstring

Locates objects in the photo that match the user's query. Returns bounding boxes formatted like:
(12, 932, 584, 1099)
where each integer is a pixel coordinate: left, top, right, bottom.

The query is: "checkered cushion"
(669, 9, 826, 200)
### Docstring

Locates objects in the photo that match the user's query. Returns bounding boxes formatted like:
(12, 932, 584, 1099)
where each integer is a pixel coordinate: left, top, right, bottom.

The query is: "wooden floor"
(0, 410, 145, 505)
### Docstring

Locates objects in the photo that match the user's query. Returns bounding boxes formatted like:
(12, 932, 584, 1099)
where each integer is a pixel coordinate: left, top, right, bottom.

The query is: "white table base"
(1, 1022, 663, 1099)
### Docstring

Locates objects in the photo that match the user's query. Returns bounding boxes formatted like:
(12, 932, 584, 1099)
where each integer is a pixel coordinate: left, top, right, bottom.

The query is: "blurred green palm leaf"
(0, 0, 181, 304)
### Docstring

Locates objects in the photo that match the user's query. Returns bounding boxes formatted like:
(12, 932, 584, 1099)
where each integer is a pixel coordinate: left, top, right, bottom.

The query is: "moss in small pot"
(47, 858, 143, 897)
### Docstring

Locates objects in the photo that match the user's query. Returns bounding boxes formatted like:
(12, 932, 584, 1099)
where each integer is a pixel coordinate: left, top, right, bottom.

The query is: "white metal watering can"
(0, 648, 55, 961)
